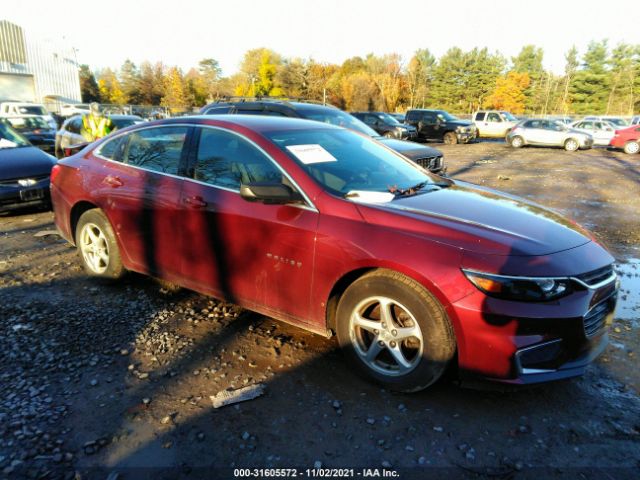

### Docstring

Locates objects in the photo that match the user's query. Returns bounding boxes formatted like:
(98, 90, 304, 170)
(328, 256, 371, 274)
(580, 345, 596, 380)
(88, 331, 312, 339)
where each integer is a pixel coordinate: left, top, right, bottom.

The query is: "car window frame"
(93, 124, 193, 178)
(184, 125, 317, 212)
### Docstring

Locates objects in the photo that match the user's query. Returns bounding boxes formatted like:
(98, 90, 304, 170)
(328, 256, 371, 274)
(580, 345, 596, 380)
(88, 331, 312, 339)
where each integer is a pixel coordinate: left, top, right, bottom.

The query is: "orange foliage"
(483, 72, 531, 114)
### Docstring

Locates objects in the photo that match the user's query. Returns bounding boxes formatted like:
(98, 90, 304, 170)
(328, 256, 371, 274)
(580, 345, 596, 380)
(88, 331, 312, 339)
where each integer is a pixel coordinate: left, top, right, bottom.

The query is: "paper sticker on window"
(286, 144, 337, 165)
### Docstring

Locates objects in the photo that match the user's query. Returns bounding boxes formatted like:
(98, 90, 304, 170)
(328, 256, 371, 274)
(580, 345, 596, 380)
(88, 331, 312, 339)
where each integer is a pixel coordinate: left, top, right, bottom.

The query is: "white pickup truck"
(472, 110, 518, 138)
(0, 102, 57, 129)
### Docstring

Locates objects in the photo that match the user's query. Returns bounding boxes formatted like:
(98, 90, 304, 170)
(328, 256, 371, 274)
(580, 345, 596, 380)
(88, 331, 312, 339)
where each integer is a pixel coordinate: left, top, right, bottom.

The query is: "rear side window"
(96, 135, 127, 161)
(475, 112, 486, 121)
(122, 126, 188, 175)
(487, 113, 501, 122)
(194, 128, 282, 190)
(66, 117, 82, 134)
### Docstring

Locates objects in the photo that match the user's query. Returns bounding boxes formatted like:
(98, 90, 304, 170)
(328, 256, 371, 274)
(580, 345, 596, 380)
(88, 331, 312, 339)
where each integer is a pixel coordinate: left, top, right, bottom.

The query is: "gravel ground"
(0, 141, 639, 479)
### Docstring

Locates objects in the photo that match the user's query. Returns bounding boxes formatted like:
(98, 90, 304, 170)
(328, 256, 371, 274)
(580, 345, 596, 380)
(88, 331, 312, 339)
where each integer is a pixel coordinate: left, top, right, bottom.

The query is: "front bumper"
(449, 264, 618, 384)
(456, 130, 477, 143)
(0, 176, 51, 212)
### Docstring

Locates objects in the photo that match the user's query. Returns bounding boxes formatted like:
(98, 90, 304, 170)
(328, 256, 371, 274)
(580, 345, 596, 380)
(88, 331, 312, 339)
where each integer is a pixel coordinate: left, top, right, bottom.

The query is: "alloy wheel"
(349, 296, 424, 377)
(79, 222, 110, 274)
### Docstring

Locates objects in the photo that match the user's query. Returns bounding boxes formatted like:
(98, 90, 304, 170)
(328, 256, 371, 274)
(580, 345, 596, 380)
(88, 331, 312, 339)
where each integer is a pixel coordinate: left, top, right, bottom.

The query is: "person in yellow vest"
(81, 103, 114, 142)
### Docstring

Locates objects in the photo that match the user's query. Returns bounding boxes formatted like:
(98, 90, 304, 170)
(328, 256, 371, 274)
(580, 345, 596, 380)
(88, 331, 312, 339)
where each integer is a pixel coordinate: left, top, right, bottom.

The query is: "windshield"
(501, 112, 517, 121)
(0, 123, 31, 148)
(267, 127, 438, 198)
(16, 105, 47, 115)
(436, 111, 457, 122)
(295, 107, 379, 137)
(378, 113, 401, 125)
(607, 118, 628, 127)
(6, 116, 50, 131)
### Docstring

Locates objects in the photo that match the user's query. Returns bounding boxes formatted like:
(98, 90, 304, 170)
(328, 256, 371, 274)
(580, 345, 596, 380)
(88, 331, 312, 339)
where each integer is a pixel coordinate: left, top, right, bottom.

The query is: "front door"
(179, 126, 319, 324)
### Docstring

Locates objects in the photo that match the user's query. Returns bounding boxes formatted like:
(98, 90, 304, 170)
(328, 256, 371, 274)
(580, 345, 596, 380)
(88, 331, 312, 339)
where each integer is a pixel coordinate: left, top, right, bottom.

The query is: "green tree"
(79, 64, 101, 103)
(606, 43, 637, 114)
(234, 48, 282, 96)
(120, 59, 142, 104)
(511, 45, 546, 112)
(570, 40, 610, 114)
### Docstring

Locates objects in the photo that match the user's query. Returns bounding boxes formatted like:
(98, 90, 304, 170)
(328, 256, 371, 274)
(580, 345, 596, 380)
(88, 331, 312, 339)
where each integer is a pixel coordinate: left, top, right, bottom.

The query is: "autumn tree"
(97, 68, 126, 105)
(120, 59, 143, 104)
(484, 72, 531, 113)
(161, 67, 192, 113)
(406, 49, 435, 108)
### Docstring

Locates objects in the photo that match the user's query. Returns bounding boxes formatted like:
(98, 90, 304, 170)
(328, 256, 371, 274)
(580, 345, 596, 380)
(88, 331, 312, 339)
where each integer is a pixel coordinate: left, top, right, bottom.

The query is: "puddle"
(615, 259, 640, 326)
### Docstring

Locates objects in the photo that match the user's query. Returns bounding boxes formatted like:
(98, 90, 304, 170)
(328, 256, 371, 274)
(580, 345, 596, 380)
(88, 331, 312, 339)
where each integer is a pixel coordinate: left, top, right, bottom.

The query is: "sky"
(5, 0, 640, 75)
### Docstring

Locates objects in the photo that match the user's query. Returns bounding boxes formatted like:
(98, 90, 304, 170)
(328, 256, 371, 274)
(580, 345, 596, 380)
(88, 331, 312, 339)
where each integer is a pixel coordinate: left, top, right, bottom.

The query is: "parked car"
(630, 115, 639, 126)
(55, 114, 144, 158)
(389, 113, 405, 123)
(51, 116, 617, 391)
(569, 119, 617, 146)
(609, 125, 640, 154)
(507, 119, 593, 151)
(472, 110, 518, 138)
(0, 122, 56, 213)
(583, 116, 628, 128)
(547, 116, 573, 125)
(0, 101, 57, 129)
(404, 109, 477, 144)
(200, 99, 445, 174)
(351, 111, 417, 140)
(59, 103, 91, 117)
(4, 116, 56, 153)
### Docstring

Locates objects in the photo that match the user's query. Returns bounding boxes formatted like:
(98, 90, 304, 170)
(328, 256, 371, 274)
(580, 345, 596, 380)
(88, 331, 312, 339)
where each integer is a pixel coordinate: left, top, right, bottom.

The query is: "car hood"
(378, 138, 442, 158)
(0, 146, 56, 180)
(448, 119, 474, 127)
(355, 180, 592, 256)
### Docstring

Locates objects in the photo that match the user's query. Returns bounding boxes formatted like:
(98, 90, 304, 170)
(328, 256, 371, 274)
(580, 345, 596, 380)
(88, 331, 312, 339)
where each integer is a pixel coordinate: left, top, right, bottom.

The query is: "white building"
(0, 20, 81, 111)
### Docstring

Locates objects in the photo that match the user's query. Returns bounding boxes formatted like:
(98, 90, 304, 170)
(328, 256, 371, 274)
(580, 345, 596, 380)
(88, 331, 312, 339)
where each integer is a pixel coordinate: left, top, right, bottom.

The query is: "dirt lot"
(1, 141, 639, 479)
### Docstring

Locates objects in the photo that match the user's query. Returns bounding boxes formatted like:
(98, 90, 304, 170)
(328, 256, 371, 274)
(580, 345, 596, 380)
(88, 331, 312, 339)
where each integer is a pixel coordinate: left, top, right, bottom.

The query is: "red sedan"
(50, 116, 618, 391)
(610, 125, 640, 154)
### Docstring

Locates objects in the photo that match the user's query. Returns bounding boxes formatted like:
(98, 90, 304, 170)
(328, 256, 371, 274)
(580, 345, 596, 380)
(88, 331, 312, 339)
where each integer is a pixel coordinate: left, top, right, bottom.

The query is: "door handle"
(184, 196, 208, 208)
(104, 175, 123, 188)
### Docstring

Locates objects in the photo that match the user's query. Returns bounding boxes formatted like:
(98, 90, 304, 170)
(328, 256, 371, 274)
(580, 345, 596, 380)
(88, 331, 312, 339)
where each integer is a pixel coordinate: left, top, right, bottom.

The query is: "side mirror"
(240, 182, 302, 205)
(64, 142, 89, 157)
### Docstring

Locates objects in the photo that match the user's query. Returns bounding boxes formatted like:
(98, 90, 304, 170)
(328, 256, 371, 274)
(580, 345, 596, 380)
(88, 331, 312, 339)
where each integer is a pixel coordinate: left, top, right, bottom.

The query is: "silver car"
(569, 119, 616, 146)
(507, 119, 593, 151)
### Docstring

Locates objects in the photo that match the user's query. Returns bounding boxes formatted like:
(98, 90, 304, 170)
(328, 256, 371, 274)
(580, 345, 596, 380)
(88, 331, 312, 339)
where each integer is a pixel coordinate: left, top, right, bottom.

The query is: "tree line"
(80, 41, 640, 115)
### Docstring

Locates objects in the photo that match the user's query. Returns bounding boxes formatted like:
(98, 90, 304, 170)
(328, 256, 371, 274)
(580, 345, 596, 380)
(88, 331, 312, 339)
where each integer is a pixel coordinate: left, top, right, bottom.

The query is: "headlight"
(457, 126, 470, 133)
(462, 270, 573, 302)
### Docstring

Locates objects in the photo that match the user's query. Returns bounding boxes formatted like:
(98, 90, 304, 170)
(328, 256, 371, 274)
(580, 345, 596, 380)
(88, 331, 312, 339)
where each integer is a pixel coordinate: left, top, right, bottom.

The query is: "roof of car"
(158, 114, 343, 133)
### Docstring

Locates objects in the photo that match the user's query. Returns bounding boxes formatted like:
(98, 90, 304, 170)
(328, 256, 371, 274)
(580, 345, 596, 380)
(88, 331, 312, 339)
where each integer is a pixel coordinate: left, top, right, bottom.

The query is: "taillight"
(50, 164, 61, 183)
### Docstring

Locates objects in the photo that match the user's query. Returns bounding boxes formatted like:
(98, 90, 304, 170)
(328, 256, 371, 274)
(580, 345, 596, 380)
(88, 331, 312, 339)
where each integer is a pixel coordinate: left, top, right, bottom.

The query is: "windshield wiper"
(388, 181, 450, 198)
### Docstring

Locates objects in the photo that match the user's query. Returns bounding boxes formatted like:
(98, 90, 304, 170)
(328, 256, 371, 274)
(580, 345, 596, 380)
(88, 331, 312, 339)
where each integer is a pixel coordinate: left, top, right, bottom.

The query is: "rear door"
(179, 126, 319, 324)
(92, 125, 190, 278)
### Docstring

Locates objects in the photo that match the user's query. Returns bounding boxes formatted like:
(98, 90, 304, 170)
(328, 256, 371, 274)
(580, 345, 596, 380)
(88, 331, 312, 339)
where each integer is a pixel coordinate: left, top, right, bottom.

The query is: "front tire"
(443, 132, 458, 145)
(75, 209, 125, 280)
(623, 141, 639, 154)
(336, 270, 456, 392)
(564, 138, 579, 151)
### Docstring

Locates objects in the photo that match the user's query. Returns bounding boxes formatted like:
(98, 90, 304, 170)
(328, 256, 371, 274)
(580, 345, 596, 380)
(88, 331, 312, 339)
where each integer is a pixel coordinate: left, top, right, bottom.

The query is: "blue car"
(0, 121, 57, 214)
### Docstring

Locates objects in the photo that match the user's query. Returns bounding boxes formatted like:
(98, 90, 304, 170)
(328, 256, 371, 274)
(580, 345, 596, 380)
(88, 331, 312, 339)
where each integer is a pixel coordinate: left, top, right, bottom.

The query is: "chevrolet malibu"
(50, 116, 618, 392)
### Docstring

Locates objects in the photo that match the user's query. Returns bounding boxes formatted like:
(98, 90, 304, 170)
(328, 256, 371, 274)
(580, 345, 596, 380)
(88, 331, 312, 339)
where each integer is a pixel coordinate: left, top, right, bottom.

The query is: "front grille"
(415, 156, 443, 171)
(583, 293, 615, 338)
(576, 265, 614, 287)
(0, 174, 49, 187)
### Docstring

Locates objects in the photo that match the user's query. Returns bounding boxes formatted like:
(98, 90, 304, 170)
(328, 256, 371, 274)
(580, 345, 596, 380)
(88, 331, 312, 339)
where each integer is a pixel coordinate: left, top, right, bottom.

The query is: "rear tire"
(75, 209, 125, 280)
(443, 132, 458, 145)
(510, 136, 524, 148)
(623, 141, 639, 154)
(336, 270, 456, 392)
(564, 138, 579, 151)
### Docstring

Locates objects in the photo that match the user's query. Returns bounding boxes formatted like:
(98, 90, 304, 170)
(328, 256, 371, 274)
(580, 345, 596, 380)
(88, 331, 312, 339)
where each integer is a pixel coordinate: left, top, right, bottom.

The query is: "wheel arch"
(69, 200, 99, 245)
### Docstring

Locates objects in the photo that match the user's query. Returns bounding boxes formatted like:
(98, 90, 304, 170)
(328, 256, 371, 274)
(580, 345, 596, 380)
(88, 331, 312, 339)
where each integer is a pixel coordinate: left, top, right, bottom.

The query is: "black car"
(0, 122, 57, 213)
(405, 109, 477, 144)
(200, 99, 445, 174)
(4, 116, 56, 154)
(351, 111, 417, 140)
